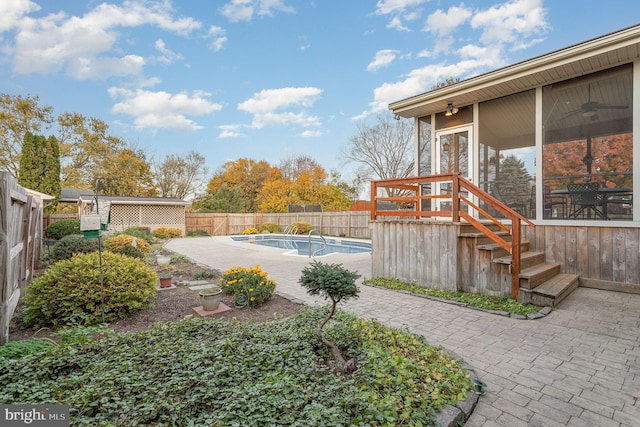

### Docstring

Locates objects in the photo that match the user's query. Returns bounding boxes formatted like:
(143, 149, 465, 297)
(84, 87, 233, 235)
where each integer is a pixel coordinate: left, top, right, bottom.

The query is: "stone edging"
(364, 284, 554, 320)
(435, 364, 481, 427)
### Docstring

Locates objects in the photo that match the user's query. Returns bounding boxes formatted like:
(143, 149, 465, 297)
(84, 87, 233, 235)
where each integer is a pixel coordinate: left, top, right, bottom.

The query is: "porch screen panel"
(478, 90, 535, 219)
(542, 64, 633, 221)
(418, 116, 432, 211)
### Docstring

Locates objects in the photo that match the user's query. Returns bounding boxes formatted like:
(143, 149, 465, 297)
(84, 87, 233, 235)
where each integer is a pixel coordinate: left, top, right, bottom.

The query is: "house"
(58, 189, 190, 235)
(372, 24, 640, 305)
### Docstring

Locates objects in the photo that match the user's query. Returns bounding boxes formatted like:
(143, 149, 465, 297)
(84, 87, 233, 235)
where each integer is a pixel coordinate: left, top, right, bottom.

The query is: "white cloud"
(0, 0, 39, 32)
(375, 0, 427, 16)
(218, 124, 245, 138)
(471, 0, 548, 46)
(67, 55, 146, 80)
(11, 0, 200, 79)
(387, 16, 410, 32)
(220, 0, 294, 22)
(207, 25, 228, 51)
(375, 0, 425, 31)
(153, 39, 183, 64)
(108, 87, 222, 131)
(367, 49, 398, 71)
(425, 6, 472, 37)
(238, 87, 322, 129)
(300, 130, 323, 137)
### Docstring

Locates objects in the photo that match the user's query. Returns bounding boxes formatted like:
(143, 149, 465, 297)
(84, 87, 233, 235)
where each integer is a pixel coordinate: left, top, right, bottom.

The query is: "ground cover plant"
(366, 278, 542, 315)
(0, 308, 471, 426)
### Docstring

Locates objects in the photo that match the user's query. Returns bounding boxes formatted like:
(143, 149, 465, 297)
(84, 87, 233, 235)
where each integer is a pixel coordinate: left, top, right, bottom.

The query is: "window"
(478, 90, 536, 218)
(542, 64, 633, 220)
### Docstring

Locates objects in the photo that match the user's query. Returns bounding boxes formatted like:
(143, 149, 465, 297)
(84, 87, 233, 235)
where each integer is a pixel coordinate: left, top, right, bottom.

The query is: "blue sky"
(1, 0, 639, 183)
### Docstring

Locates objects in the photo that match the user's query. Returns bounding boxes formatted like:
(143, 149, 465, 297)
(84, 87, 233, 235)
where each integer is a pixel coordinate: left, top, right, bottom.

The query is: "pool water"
(231, 235, 371, 257)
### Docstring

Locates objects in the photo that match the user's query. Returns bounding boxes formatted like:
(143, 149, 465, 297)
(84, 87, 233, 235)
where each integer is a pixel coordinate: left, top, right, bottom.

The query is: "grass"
(0, 308, 471, 427)
(365, 277, 543, 316)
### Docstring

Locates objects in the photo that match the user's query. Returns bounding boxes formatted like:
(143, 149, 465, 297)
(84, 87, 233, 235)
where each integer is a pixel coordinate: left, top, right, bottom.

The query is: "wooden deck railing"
(370, 172, 535, 300)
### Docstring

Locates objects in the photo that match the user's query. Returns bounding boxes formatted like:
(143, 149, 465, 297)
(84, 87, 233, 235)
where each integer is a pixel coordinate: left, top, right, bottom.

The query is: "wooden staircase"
(460, 224, 579, 307)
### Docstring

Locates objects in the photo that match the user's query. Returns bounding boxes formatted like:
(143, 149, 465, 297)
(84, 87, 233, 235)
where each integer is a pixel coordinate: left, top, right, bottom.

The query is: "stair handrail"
(307, 229, 327, 258)
(370, 172, 535, 300)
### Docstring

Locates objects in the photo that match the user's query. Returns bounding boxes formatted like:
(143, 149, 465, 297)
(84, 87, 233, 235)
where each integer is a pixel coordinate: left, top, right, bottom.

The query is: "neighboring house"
(60, 189, 190, 235)
(372, 24, 640, 304)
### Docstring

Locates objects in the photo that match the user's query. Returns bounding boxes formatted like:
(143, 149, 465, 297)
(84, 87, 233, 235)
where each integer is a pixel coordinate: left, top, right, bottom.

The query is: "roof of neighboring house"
(59, 188, 96, 203)
(390, 24, 640, 118)
(77, 195, 189, 206)
(61, 188, 189, 206)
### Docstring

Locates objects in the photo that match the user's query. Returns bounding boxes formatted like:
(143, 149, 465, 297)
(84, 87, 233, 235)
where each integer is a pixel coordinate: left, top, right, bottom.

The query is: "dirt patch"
(8, 257, 306, 342)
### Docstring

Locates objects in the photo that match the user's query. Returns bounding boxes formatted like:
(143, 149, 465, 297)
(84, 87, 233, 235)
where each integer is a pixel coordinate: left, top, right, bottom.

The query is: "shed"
(73, 193, 190, 235)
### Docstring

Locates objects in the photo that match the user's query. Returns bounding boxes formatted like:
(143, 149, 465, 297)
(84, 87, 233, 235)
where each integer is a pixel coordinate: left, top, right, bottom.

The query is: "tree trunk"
(317, 300, 357, 374)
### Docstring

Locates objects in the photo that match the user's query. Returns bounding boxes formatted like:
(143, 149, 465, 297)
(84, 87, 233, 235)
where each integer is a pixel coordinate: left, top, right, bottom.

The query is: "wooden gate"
(0, 172, 42, 344)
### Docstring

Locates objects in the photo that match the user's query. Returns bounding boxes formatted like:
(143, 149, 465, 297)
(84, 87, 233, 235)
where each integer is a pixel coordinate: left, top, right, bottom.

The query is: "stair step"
(477, 241, 530, 256)
(519, 262, 562, 290)
(519, 273, 579, 307)
(493, 251, 545, 270)
(459, 222, 507, 234)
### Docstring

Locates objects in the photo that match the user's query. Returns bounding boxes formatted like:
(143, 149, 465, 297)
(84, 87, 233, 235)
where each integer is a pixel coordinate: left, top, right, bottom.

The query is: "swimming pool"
(231, 235, 371, 257)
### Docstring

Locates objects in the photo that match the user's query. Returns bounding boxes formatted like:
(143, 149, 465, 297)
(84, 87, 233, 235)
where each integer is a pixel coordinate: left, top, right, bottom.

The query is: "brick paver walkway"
(166, 236, 640, 426)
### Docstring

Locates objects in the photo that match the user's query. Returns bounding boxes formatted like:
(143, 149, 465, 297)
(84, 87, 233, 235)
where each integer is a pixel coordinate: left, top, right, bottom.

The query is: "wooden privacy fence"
(0, 172, 42, 344)
(185, 212, 372, 238)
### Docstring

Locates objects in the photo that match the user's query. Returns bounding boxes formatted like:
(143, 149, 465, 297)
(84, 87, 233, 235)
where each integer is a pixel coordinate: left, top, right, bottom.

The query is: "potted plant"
(199, 286, 223, 311)
(156, 252, 171, 265)
(158, 271, 173, 288)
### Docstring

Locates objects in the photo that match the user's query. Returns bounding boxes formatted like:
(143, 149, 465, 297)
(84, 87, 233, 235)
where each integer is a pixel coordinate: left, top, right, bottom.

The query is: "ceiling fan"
(564, 84, 628, 120)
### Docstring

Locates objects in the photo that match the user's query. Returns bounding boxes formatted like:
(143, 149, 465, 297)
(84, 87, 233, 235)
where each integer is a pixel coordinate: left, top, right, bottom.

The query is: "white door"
(434, 126, 473, 214)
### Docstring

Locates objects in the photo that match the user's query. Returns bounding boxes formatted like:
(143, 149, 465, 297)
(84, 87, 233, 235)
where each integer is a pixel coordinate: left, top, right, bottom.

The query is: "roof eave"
(390, 24, 640, 117)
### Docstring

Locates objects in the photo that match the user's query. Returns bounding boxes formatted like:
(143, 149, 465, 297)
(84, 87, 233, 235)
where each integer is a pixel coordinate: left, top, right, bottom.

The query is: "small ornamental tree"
(299, 261, 360, 374)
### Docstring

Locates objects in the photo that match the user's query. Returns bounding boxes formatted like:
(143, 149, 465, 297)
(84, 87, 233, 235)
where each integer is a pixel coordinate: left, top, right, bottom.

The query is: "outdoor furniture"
(553, 185, 632, 220)
(566, 183, 605, 219)
(544, 185, 567, 219)
(603, 193, 633, 219)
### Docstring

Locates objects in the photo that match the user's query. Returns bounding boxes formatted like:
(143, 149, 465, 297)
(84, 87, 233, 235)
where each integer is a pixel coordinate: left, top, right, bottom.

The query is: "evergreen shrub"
(241, 227, 258, 235)
(51, 234, 100, 262)
(153, 227, 182, 239)
(24, 251, 157, 327)
(45, 219, 81, 240)
(104, 234, 151, 254)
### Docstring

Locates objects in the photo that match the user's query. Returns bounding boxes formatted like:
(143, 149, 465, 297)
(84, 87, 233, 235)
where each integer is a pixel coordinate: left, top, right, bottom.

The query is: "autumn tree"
(342, 113, 414, 197)
(0, 94, 54, 177)
(96, 149, 157, 197)
(255, 156, 353, 213)
(206, 158, 272, 212)
(154, 150, 208, 199)
(56, 113, 127, 189)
